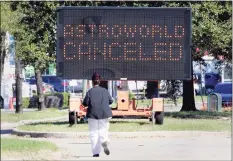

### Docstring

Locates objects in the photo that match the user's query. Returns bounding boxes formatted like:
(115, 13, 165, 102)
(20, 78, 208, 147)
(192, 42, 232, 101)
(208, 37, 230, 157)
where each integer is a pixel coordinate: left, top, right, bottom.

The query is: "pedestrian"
(82, 73, 113, 157)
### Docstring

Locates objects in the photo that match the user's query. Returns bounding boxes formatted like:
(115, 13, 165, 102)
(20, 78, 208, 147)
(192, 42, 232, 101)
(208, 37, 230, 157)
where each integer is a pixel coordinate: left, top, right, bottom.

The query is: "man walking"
(82, 73, 113, 157)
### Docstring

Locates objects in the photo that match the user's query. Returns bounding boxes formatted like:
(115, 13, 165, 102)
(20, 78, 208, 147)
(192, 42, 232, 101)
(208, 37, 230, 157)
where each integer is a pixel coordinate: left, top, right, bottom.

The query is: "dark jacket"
(82, 86, 113, 119)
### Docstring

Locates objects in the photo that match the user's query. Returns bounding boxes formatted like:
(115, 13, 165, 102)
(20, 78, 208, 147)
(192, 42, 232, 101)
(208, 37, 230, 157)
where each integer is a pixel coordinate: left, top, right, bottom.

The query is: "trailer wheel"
(80, 118, 85, 123)
(154, 112, 164, 125)
(149, 118, 152, 122)
(69, 111, 78, 125)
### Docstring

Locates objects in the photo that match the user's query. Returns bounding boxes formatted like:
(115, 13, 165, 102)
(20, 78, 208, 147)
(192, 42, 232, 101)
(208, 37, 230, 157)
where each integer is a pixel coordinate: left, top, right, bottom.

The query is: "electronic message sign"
(56, 7, 192, 80)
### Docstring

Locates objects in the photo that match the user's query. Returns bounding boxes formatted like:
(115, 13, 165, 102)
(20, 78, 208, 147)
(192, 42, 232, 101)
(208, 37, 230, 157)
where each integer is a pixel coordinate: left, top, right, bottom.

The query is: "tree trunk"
(35, 69, 45, 111)
(15, 60, 23, 113)
(0, 51, 4, 98)
(181, 61, 197, 111)
(0, 32, 6, 99)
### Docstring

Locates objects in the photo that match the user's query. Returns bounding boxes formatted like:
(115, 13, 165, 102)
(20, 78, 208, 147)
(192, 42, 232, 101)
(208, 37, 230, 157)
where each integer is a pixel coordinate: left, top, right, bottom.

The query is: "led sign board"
(56, 7, 192, 80)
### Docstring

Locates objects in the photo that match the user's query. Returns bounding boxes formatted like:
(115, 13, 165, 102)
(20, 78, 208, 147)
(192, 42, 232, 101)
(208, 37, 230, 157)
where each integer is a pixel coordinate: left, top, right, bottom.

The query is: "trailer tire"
(154, 112, 164, 125)
(80, 118, 85, 123)
(69, 111, 78, 125)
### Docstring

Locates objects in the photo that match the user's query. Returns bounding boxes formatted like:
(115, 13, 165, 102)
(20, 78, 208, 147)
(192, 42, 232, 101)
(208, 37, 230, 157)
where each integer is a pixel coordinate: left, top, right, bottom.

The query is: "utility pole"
(15, 59, 23, 113)
(82, 79, 88, 98)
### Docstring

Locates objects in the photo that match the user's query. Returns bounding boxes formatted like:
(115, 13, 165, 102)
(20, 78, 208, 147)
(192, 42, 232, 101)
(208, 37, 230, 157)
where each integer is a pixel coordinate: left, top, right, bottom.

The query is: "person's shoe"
(93, 154, 99, 157)
(102, 142, 110, 155)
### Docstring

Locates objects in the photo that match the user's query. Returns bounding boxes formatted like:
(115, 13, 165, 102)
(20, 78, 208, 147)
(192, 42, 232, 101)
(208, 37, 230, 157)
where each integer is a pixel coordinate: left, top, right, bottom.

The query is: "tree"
(10, 2, 58, 110)
(8, 1, 231, 112)
(56, 1, 232, 111)
(0, 2, 21, 99)
(165, 1, 232, 111)
(0, 2, 23, 111)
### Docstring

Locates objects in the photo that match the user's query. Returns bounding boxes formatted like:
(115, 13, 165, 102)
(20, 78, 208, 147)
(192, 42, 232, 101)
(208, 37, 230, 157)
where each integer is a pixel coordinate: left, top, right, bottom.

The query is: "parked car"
(27, 78, 55, 94)
(205, 73, 221, 90)
(213, 82, 232, 107)
(40, 75, 70, 92)
(193, 72, 221, 95)
(69, 79, 83, 93)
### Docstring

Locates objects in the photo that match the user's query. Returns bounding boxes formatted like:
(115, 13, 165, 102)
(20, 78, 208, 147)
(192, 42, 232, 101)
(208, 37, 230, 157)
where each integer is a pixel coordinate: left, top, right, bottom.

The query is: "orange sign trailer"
(68, 89, 164, 125)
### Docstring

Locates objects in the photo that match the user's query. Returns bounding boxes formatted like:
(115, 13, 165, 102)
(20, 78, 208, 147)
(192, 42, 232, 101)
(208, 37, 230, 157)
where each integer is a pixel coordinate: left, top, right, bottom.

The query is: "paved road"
(46, 131, 231, 160)
(2, 131, 231, 160)
(1, 122, 17, 137)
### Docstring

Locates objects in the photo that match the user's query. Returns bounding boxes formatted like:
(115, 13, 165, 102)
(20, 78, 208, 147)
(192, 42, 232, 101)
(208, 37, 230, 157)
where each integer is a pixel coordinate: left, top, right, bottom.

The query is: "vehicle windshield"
(49, 77, 61, 83)
(214, 84, 232, 94)
(29, 79, 36, 85)
(42, 76, 62, 83)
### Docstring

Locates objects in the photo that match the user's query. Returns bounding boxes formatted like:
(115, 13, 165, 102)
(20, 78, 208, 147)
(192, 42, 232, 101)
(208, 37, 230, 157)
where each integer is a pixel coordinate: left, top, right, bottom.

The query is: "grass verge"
(1, 108, 67, 123)
(1, 138, 57, 152)
(18, 111, 231, 132)
(1, 137, 58, 160)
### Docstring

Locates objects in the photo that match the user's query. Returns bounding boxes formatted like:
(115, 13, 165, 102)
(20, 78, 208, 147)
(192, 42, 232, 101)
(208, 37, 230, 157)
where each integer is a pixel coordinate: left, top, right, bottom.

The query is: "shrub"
(60, 92, 69, 107)
(28, 92, 70, 109)
(22, 97, 30, 108)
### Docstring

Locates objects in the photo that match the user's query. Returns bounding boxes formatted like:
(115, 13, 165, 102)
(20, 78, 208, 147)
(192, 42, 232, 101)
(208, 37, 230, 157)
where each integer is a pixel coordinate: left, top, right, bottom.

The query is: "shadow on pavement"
(69, 142, 90, 145)
(70, 155, 93, 158)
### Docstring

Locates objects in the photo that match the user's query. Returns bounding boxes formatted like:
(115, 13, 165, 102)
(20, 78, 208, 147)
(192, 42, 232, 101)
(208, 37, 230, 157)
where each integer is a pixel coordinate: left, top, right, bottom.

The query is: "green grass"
(165, 96, 207, 104)
(1, 108, 67, 123)
(1, 138, 57, 152)
(18, 111, 231, 132)
(1, 138, 58, 160)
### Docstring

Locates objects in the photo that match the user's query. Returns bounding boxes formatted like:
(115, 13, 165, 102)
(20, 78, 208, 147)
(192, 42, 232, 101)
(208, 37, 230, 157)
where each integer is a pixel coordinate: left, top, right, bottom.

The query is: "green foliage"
(10, 2, 58, 68)
(28, 92, 70, 108)
(61, 92, 70, 107)
(7, 1, 232, 111)
(9, 1, 231, 66)
(165, 1, 232, 60)
(48, 92, 70, 108)
(22, 97, 30, 108)
(9, 2, 60, 110)
(0, 2, 22, 89)
(0, 2, 22, 34)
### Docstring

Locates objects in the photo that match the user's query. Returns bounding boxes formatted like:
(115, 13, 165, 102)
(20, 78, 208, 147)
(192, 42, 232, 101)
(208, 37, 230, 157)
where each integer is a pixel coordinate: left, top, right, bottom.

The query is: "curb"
(1, 116, 68, 130)
(12, 127, 231, 139)
(16, 116, 68, 126)
(10, 116, 68, 138)
(12, 128, 90, 138)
